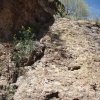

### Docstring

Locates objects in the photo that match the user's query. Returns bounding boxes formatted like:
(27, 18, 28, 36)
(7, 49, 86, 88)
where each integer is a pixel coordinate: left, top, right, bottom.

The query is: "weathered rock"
(0, 0, 57, 41)
(0, 18, 100, 100)
(14, 18, 100, 100)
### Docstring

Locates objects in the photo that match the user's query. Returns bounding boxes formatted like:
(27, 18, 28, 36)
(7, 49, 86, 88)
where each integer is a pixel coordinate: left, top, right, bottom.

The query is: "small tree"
(54, 0, 67, 17)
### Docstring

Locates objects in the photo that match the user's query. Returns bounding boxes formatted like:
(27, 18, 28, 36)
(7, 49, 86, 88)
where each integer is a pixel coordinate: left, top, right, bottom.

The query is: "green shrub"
(11, 26, 36, 67)
(14, 26, 36, 41)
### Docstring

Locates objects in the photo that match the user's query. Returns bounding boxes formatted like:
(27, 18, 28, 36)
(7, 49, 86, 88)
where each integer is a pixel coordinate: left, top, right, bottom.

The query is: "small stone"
(94, 55, 100, 62)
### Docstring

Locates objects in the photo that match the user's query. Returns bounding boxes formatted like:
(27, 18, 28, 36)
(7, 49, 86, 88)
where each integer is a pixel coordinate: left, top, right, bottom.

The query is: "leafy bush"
(11, 26, 36, 67)
(14, 26, 36, 41)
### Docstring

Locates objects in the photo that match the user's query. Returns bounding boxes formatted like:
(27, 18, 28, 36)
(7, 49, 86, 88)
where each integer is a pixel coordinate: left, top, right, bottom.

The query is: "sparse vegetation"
(58, 0, 89, 19)
(95, 18, 100, 27)
(54, 0, 67, 17)
(0, 0, 100, 100)
(11, 26, 36, 67)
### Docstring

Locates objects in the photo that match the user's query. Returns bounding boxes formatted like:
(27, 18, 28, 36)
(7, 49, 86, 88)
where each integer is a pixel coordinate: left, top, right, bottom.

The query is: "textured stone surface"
(14, 18, 100, 100)
(0, 18, 100, 100)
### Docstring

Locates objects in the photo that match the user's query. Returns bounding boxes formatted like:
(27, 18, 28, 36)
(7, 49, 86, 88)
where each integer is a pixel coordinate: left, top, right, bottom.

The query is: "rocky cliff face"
(0, 0, 57, 41)
(13, 19, 100, 100)
(0, 18, 100, 100)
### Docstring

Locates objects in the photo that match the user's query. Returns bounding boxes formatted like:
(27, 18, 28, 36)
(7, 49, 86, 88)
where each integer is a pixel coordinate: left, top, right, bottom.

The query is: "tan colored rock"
(14, 18, 100, 100)
(0, 18, 100, 100)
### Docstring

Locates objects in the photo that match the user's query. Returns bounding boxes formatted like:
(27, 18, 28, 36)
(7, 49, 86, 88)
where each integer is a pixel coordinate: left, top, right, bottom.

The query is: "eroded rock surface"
(0, 18, 100, 100)
(14, 18, 100, 100)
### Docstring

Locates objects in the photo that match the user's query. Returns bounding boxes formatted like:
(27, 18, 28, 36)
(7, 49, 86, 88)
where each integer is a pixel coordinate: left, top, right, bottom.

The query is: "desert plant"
(15, 26, 36, 41)
(54, 0, 67, 17)
(11, 26, 36, 67)
(58, 0, 89, 19)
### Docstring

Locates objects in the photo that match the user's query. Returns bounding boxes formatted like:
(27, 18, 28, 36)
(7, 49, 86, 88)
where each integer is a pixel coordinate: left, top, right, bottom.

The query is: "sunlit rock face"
(0, 0, 56, 41)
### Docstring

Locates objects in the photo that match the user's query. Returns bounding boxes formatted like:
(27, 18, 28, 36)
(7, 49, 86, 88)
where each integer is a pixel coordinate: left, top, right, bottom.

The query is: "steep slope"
(14, 18, 100, 100)
(0, 18, 100, 100)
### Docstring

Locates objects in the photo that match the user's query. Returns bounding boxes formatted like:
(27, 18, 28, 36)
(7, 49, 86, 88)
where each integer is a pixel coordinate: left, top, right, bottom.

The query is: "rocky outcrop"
(0, 0, 57, 41)
(14, 18, 100, 100)
(0, 18, 100, 100)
